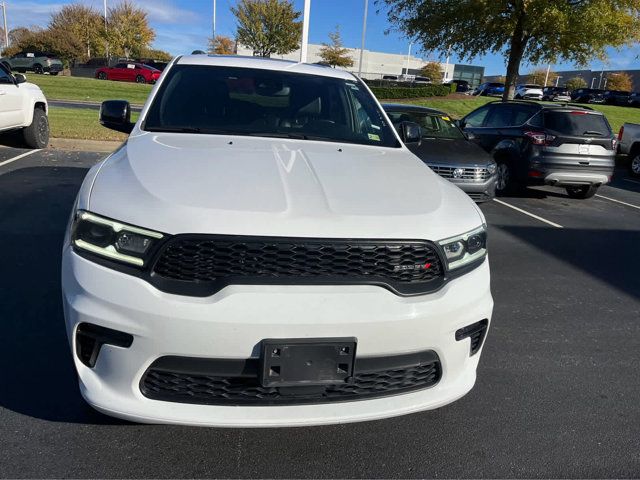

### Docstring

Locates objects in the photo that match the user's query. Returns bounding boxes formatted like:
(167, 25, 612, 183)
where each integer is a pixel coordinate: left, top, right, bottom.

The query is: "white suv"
(62, 55, 493, 427)
(0, 64, 49, 148)
(514, 84, 544, 101)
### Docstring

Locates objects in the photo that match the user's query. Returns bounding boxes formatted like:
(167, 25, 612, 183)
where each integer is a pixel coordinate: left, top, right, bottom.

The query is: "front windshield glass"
(386, 110, 464, 140)
(144, 64, 399, 148)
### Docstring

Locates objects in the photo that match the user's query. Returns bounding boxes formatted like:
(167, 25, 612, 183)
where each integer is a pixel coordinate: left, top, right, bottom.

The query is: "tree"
(139, 48, 172, 61)
(419, 62, 442, 83)
(106, 0, 155, 58)
(565, 76, 587, 91)
(527, 67, 558, 86)
(232, 0, 302, 57)
(49, 4, 104, 60)
(382, 0, 640, 101)
(606, 72, 633, 91)
(208, 35, 236, 55)
(319, 26, 353, 68)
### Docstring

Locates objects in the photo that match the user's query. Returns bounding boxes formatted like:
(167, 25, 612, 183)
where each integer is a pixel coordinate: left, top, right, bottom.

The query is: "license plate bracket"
(259, 338, 357, 388)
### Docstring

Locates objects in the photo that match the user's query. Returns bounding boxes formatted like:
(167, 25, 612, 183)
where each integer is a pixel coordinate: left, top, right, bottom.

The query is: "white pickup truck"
(0, 63, 49, 148)
(617, 123, 640, 177)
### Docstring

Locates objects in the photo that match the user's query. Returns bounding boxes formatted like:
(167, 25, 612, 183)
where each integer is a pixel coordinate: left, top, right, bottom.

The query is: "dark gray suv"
(459, 101, 616, 199)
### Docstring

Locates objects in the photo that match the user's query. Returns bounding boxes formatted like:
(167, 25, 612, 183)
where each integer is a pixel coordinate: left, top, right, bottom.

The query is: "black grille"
(140, 351, 441, 406)
(455, 319, 489, 355)
(150, 235, 445, 296)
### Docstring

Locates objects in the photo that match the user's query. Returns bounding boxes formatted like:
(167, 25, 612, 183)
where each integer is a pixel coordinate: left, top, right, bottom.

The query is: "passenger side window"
(463, 106, 490, 127)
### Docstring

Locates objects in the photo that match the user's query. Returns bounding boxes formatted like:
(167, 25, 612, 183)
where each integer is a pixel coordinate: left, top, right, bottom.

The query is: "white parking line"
(493, 198, 564, 228)
(623, 178, 640, 185)
(595, 194, 640, 211)
(0, 149, 40, 168)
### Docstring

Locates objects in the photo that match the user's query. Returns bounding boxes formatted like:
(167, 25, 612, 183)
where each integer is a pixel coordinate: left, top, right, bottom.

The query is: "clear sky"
(6, 0, 639, 75)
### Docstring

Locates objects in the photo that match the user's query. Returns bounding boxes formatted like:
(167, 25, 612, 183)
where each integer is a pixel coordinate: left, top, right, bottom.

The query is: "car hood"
(521, 88, 543, 95)
(409, 138, 493, 167)
(87, 132, 483, 240)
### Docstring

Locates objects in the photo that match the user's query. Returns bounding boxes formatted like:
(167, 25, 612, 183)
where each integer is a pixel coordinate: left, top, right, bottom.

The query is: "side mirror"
(100, 100, 134, 134)
(14, 73, 26, 84)
(456, 119, 466, 129)
(398, 121, 422, 146)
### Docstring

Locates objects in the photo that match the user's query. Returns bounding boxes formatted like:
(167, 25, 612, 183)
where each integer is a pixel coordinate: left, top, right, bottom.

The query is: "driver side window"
(0, 65, 13, 84)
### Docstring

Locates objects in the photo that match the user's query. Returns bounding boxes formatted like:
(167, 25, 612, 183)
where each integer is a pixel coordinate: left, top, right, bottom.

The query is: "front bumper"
(450, 175, 497, 202)
(62, 248, 493, 427)
(44, 64, 63, 73)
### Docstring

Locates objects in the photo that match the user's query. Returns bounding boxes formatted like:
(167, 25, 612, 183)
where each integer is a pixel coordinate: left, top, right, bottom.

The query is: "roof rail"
(555, 103, 595, 110)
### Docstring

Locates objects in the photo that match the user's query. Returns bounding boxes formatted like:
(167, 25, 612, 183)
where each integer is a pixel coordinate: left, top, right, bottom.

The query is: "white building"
(236, 43, 456, 81)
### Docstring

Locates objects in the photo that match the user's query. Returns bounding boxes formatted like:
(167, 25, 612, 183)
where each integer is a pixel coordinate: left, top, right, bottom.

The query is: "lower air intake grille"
(150, 235, 445, 296)
(140, 351, 442, 406)
(455, 319, 489, 355)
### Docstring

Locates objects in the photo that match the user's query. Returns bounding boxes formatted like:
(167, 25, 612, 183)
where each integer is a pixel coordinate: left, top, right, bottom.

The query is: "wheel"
(495, 162, 514, 195)
(566, 185, 598, 199)
(22, 108, 49, 149)
(629, 154, 640, 178)
(97, 71, 107, 80)
(33, 64, 43, 74)
(515, 94, 522, 99)
(50, 72, 58, 76)
(135, 75, 146, 84)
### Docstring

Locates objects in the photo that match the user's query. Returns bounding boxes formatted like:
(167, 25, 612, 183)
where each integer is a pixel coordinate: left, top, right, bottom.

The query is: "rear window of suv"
(544, 111, 611, 137)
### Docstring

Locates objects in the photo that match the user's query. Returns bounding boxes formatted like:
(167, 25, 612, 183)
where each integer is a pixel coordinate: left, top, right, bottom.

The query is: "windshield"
(386, 110, 464, 140)
(144, 65, 399, 148)
(544, 111, 612, 137)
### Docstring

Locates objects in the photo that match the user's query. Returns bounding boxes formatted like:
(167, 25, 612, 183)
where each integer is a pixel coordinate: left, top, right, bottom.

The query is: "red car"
(95, 62, 161, 84)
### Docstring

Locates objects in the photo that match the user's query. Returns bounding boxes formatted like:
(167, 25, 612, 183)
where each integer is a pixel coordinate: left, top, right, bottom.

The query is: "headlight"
(486, 161, 497, 175)
(438, 225, 487, 270)
(72, 211, 163, 267)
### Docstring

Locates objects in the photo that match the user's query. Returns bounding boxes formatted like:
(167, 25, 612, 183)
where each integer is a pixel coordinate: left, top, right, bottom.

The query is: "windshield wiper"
(583, 130, 603, 136)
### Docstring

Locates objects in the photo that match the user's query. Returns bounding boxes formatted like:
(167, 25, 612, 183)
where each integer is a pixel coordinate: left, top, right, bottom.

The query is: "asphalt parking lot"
(0, 145, 639, 478)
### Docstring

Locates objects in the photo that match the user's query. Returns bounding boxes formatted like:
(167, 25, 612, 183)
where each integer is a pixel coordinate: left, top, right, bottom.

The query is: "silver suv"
(459, 101, 616, 198)
(0, 51, 63, 75)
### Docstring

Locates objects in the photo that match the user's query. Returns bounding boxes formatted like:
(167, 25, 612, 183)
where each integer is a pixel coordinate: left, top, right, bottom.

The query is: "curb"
(49, 137, 122, 153)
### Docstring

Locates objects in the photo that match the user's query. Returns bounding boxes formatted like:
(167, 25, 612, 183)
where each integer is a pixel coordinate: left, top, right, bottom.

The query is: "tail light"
(618, 125, 624, 140)
(524, 131, 556, 146)
(570, 110, 588, 115)
(612, 137, 618, 151)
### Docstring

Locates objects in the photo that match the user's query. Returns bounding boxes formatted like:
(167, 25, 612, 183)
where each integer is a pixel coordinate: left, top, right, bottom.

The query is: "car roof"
(494, 100, 603, 114)
(176, 54, 357, 80)
(381, 103, 446, 115)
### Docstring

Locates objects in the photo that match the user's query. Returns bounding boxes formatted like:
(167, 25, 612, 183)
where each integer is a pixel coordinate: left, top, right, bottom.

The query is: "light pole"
(555, 76, 562, 87)
(405, 42, 412, 75)
(103, 0, 109, 61)
(212, 0, 216, 40)
(300, 0, 310, 63)
(544, 64, 551, 86)
(1, 2, 9, 51)
(357, 0, 368, 77)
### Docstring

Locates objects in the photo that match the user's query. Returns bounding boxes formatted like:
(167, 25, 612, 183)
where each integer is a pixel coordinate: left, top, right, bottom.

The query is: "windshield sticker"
(442, 116, 451, 121)
(368, 133, 381, 141)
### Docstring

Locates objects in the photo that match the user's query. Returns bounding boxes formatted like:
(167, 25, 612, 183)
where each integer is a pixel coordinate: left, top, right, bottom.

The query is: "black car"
(628, 92, 640, 107)
(571, 88, 605, 104)
(135, 59, 169, 71)
(542, 86, 571, 102)
(458, 101, 616, 199)
(383, 104, 497, 202)
(601, 90, 631, 106)
(451, 79, 470, 93)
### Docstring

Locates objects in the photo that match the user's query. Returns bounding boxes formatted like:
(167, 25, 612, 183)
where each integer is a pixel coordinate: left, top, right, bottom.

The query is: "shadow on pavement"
(495, 225, 640, 301)
(0, 166, 125, 424)
(0, 130, 28, 149)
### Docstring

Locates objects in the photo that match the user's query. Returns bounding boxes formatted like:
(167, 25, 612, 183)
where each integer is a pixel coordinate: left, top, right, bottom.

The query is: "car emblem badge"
(453, 168, 465, 178)
(394, 262, 432, 272)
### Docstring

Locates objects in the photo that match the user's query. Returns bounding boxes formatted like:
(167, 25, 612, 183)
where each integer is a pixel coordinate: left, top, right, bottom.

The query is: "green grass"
(390, 95, 640, 133)
(49, 107, 139, 141)
(28, 74, 152, 105)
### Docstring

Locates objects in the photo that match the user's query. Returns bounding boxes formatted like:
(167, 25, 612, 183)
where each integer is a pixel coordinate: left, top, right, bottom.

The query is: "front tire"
(495, 162, 515, 195)
(629, 154, 640, 178)
(135, 75, 146, 84)
(33, 64, 44, 74)
(50, 72, 59, 76)
(22, 108, 49, 149)
(566, 185, 598, 199)
(98, 72, 107, 80)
